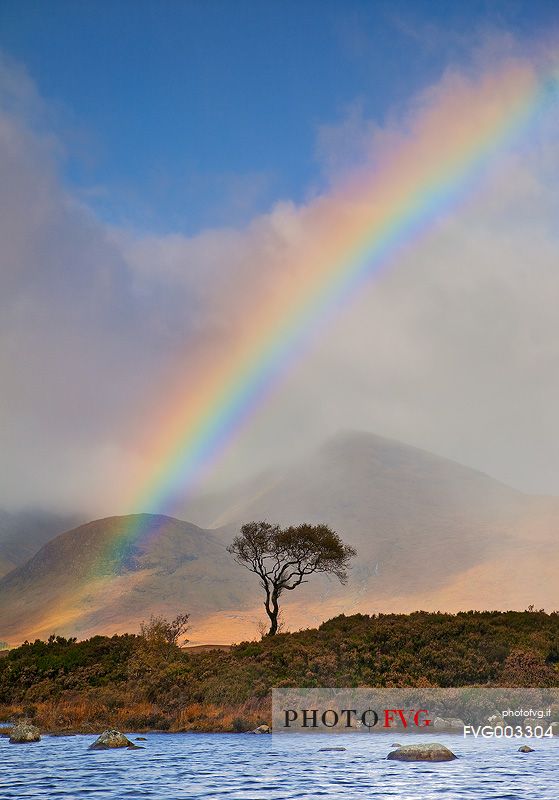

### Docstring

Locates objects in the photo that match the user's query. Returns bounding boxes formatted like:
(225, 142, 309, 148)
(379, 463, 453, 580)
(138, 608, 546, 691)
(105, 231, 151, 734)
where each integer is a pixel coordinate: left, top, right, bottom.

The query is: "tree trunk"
(265, 589, 280, 635)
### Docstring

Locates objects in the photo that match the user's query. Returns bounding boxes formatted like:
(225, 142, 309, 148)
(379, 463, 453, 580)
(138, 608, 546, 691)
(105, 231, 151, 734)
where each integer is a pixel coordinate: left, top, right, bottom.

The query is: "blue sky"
(1, 0, 558, 233)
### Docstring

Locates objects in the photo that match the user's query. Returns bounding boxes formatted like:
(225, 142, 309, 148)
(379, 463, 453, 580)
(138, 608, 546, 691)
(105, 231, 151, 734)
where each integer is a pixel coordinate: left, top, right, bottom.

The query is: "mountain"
(188, 430, 529, 576)
(1, 431, 558, 645)
(0, 509, 81, 578)
(181, 431, 559, 635)
(0, 514, 250, 644)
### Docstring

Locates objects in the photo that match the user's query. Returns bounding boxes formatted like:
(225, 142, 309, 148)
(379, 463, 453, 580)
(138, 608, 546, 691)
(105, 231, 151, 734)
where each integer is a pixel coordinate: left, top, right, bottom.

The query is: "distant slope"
(185, 431, 542, 594)
(0, 514, 251, 644)
(1, 432, 558, 645)
(181, 431, 559, 634)
(0, 509, 81, 578)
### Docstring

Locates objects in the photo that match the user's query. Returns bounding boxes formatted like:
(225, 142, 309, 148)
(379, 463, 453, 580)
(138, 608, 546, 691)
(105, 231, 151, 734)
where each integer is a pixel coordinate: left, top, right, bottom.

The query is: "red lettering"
(383, 709, 408, 728)
(414, 710, 431, 727)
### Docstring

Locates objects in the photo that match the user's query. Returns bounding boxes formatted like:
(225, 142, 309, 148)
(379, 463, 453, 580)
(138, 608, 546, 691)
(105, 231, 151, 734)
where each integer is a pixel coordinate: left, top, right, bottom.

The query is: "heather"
(1, 610, 557, 733)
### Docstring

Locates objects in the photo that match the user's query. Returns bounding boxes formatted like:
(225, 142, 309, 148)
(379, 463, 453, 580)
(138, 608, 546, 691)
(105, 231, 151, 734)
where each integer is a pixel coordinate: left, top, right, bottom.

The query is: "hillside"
(0, 611, 558, 733)
(0, 515, 250, 645)
(1, 431, 558, 645)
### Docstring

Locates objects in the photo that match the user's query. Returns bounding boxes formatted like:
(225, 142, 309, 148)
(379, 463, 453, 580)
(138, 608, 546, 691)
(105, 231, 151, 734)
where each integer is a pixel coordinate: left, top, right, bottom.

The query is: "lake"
(0, 731, 556, 799)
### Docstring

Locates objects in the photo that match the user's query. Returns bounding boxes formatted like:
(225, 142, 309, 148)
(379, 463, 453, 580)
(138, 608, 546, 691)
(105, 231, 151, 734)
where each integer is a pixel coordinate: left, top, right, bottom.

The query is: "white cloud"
(1, 51, 559, 516)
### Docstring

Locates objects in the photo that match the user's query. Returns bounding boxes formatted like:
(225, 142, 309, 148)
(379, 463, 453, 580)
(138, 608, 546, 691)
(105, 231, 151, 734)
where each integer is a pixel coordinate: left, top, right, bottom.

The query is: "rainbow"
(100, 59, 557, 570)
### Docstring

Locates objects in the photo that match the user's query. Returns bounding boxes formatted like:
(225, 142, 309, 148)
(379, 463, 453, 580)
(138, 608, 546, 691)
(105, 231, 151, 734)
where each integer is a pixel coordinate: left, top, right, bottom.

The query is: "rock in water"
(387, 743, 457, 762)
(9, 723, 41, 743)
(518, 745, 535, 753)
(89, 729, 135, 749)
(247, 724, 271, 734)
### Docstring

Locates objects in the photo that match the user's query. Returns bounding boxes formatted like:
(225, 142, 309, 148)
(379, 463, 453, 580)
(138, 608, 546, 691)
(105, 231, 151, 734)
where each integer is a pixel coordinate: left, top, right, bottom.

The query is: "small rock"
(247, 724, 271, 734)
(318, 746, 346, 751)
(135, 737, 147, 741)
(518, 745, 535, 753)
(256, 724, 270, 734)
(89, 729, 134, 749)
(387, 743, 457, 762)
(9, 723, 41, 743)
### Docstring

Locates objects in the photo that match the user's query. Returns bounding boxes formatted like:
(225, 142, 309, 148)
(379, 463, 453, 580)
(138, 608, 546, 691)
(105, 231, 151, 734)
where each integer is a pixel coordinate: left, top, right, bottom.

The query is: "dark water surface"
(0, 731, 556, 799)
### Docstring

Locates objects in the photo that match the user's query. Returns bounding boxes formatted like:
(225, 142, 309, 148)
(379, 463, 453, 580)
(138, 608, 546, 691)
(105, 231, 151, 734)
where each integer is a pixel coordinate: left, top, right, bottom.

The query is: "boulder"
(518, 745, 535, 753)
(89, 729, 135, 749)
(135, 736, 147, 741)
(387, 743, 457, 762)
(9, 723, 41, 743)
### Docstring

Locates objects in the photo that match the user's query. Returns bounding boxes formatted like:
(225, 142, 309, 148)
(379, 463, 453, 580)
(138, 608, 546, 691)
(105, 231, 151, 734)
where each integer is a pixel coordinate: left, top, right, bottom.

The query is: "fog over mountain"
(0, 509, 81, 578)
(2, 431, 557, 646)
(2, 52, 559, 517)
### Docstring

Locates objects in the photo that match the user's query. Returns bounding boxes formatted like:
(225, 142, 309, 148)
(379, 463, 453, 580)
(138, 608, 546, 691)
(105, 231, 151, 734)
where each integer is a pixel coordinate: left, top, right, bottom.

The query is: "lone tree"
(227, 521, 356, 636)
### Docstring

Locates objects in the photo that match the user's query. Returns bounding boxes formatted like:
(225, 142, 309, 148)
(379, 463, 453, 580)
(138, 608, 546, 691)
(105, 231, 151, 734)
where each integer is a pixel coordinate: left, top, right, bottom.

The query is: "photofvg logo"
(283, 707, 431, 731)
(272, 688, 559, 735)
(273, 689, 436, 734)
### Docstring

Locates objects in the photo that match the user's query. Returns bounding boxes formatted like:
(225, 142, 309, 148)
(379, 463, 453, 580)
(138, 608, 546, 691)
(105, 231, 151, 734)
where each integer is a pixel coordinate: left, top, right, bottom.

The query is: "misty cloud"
(1, 52, 559, 517)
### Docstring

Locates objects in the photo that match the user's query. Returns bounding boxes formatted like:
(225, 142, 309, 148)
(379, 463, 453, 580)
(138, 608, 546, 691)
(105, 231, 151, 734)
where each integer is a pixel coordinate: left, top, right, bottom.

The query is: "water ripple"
(0, 732, 555, 799)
